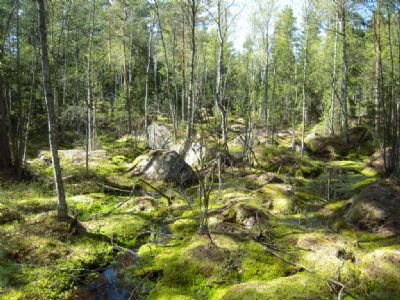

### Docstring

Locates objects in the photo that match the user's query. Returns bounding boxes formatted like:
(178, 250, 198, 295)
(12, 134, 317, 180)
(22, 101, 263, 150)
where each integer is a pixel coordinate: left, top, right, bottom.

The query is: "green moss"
(1, 128, 397, 299)
(217, 273, 329, 300)
(240, 241, 292, 281)
(360, 167, 379, 177)
(260, 185, 293, 214)
(169, 219, 198, 236)
(148, 286, 196, 300)
(68, 193, 120, 221)
(356, 248, 400, 299)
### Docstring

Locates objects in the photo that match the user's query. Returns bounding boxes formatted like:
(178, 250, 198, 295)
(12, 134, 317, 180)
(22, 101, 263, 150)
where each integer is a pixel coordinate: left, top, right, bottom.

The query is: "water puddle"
(73, 251, 136, 300)
(73, 223, 173, 300)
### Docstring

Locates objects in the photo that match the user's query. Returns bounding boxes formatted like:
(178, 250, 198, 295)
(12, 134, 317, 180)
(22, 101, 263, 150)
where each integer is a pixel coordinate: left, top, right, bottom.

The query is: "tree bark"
(181, 14, 186, 121)
(0, 78, 12, 170)
(181, 0, 198, 156)
(37, 0, 68, 220)
(0, 3, 16, 172)
(145, 20, 154, 139)
(340, 1, 349, 144)
(329, 15, 338, 136)
(387, 3, 398, 173)
(215, 0, 229, 158)
(153, 0, 177, 137)
(301, 16, 308, 156)
(123, 3, 132, 133)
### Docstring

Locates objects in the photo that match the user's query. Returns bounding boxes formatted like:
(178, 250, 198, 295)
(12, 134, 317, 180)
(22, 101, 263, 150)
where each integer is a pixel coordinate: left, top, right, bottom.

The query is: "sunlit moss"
(216, 273, 329, 300)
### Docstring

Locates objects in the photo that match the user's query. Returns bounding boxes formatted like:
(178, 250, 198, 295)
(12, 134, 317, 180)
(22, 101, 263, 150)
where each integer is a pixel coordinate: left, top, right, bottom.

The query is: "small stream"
(74, 223, 172, 300)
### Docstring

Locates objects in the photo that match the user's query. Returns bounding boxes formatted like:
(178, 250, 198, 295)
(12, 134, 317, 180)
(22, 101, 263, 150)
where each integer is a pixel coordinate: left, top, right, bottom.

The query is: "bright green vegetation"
(1, 125, 399, 300)
(2, 0, 400, 298)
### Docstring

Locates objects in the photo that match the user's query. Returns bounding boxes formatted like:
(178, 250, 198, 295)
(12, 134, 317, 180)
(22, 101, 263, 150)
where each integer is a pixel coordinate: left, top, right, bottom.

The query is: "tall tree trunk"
(145, 21, 153, 139)
(171, 25, 180, 125)
(387, 3, 398, 173)
(0, 78, 12, 170)
(37, 0, 68, 220)
(0, 3, 16, 172)
(270, 65, 276, 144)
(60, 23, 69, 141)
(153, 0, 177, 137)
(374, 2, 382, 139)
(108, 21, 114, 116)
(181, 15, 186, 121)
(22, 62, 36, 165)
(396, 12, 400, 174)
(123, 4, 132, 133)
(216, 0, 229, 157)
(183, 0, 197, 155)
(86, 1, 95, 173)
(301, 19, 308, 156)
(340, 1, 349, 144)
(292, 63, 298, 151)
(329, 15, 339, 136)
(263, 28, 269, 127)
(15, 0, 24, 179)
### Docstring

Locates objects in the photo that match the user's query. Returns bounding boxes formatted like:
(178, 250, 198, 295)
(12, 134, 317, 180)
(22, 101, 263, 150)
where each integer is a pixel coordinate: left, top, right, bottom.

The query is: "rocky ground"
(1, 119, 399, 300)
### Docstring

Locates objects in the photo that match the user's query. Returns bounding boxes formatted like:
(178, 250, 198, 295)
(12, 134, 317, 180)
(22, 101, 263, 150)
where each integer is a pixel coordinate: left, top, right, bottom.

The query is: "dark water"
(99, 267, 129, 300)
(73, 262, 132, 300)
(74, 224, 172, 300)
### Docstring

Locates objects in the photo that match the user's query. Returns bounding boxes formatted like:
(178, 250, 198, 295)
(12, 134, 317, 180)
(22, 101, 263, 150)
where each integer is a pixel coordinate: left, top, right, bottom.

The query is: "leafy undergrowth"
(1, 129, 400, 299)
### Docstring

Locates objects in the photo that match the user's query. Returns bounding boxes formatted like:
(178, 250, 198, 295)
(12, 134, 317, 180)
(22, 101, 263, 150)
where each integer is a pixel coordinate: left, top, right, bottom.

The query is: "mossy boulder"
(296, 233, 357, 277)
(245, 173, 283, 185)
(131, 150, 198, 187)
(345, 177, 400, 235)
(119, 195, 159, 213)
(368, 149, 387, 173)
(260, 184, 294, 214)
(222, 204, 268, 229)
(306, 126, 374, 158)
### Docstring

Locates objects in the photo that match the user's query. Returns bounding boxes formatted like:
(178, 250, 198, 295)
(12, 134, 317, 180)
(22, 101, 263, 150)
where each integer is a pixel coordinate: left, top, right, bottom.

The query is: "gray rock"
(222, 204, 268, 229)
(184, 142, 206, 167)
(147, 123, 171, 149)
(131, 150, 198, 187)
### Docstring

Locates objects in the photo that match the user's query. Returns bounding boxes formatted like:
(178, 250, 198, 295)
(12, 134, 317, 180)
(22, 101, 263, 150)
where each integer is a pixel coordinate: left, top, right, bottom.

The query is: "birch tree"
(37, 0, 68, 220)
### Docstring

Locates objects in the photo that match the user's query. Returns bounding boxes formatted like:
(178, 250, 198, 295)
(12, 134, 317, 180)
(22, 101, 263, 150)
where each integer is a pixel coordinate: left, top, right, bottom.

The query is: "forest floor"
(1, 119, 400, 300)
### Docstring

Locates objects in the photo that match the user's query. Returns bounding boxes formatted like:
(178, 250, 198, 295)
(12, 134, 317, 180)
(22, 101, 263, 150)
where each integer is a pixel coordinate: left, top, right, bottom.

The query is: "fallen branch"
(102, 183, 139, 216)
(139, 178, 172, 205)
(259, 243, 314, 273)
(111, 241, 137, 256)
(327, 279, 347, 300)
(98, 182, 132, 194)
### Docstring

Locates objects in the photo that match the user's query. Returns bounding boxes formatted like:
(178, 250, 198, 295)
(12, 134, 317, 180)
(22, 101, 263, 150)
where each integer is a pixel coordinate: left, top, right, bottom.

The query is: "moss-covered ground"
(1, 123, 399, 299)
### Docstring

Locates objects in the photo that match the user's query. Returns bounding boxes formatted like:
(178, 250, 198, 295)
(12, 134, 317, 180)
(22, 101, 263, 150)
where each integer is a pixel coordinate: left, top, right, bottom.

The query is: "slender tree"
(37, 0, 68, 220)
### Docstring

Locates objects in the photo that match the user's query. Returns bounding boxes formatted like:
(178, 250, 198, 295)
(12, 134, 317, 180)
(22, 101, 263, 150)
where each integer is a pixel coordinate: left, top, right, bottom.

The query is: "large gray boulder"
(131, 150, 198, 187)
(167, 140, 209, 167)
(183, 142, 207, 167)
(147, 123, 171, 149)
